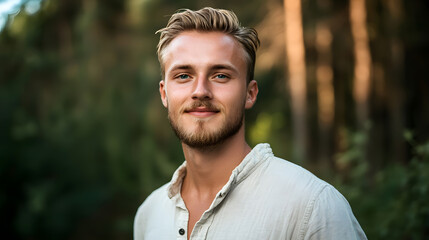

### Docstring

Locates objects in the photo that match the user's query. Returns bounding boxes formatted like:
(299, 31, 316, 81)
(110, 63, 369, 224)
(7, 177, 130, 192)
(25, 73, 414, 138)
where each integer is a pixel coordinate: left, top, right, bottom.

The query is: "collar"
(167, 143, 273, 199)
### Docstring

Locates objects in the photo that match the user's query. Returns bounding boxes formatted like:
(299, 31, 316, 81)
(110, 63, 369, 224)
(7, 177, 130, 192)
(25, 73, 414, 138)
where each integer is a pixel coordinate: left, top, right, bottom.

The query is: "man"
(134, 7, 367, 240)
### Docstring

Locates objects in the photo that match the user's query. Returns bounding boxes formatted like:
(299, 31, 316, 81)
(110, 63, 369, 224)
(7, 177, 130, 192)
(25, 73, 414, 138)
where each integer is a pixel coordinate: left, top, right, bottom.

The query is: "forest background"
(1, 0, 428, 239)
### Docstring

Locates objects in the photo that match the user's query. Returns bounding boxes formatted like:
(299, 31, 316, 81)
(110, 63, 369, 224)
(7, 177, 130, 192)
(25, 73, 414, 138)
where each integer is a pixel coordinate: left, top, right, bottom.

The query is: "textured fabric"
(134, 143, 367, 240)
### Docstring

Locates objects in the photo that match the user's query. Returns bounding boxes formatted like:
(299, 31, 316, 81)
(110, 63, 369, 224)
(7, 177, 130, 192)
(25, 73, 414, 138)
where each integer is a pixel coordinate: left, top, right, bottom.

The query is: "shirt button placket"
(176, 200, 188, 239)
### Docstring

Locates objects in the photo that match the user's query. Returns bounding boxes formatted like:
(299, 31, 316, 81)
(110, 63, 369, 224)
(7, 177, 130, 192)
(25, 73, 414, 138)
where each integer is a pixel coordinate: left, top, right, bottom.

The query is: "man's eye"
(178, 74, 189, 79)
(216, 74, 227, 79)
(179, 74, 189, 79)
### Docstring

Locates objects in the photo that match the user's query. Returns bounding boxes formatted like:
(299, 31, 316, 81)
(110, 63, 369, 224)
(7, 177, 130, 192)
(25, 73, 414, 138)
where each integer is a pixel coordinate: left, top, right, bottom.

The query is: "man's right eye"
(178, 74, 189, 79)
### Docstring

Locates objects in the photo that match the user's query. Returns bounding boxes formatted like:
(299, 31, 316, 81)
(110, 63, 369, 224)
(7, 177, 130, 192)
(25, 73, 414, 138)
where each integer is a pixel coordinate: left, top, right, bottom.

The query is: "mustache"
(182, 101, 221, 112)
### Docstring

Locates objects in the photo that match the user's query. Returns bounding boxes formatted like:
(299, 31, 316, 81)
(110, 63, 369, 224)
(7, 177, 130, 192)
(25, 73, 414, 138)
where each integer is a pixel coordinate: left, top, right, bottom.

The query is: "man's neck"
(181, 126, 251, 198)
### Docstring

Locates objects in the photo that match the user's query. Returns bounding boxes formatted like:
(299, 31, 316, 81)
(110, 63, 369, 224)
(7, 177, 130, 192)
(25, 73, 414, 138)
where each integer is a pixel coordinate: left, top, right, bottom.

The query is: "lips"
(184, 106, 220, 117)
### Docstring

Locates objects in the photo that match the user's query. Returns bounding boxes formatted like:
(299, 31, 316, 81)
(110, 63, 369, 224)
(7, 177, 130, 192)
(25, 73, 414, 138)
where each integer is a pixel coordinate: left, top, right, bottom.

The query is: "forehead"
(162, 31, 247, 74)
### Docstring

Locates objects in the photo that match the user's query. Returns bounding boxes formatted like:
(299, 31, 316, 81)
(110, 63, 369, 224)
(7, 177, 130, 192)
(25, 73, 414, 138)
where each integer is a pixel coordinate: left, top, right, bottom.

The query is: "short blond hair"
(156, 7, 260, 82)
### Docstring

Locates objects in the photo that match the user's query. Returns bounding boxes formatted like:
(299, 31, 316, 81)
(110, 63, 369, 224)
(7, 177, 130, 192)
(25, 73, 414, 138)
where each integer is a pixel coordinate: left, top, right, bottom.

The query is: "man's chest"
(144, 196, 302, 240)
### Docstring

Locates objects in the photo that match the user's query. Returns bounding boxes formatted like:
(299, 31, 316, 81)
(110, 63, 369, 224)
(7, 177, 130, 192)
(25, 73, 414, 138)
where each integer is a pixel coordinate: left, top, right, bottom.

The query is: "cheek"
(217, 89, 247, 109)
(165, 87, 189, 109)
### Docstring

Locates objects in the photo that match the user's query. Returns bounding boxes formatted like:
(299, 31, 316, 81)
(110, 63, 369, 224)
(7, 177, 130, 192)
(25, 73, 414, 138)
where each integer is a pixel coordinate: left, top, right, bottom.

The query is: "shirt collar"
(167, 143, 273, 199)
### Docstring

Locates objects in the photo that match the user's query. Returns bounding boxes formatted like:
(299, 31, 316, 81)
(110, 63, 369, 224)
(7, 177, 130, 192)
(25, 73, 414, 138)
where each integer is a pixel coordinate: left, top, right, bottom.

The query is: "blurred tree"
(349, 0, 371, 126)
(283, 0, 308, 163)
(315, 20, 335, 168)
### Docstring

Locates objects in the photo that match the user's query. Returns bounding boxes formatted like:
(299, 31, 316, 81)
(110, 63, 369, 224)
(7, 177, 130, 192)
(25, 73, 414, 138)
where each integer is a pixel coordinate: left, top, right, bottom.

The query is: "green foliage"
(336, 130, 429, 239)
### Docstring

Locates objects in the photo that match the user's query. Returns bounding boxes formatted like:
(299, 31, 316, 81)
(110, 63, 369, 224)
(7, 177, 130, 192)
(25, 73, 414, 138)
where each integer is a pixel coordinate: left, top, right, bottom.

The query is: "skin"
(159, 31, 258, 239)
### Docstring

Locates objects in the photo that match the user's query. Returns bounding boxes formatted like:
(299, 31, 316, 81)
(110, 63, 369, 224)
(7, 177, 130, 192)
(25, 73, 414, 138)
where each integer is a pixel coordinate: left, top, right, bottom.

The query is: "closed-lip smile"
(185, 107, 220, 117)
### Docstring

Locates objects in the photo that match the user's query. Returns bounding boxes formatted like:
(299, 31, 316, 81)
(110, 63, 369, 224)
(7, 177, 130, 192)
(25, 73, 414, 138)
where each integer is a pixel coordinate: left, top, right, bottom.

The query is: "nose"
(191, 77, 212, 100)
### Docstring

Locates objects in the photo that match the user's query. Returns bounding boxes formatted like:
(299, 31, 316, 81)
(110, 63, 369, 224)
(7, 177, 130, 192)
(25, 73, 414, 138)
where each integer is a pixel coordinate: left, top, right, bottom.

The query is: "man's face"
(159, 31, 258, 148)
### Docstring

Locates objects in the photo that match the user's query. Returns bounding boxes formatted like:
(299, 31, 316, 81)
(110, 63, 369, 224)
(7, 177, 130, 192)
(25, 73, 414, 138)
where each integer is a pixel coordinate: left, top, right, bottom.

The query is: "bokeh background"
(1, 0, 428, 239)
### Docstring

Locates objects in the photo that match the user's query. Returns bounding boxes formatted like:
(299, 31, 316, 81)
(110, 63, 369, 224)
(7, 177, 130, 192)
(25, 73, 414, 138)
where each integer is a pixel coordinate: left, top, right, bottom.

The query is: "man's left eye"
(216, 74, 227, 79)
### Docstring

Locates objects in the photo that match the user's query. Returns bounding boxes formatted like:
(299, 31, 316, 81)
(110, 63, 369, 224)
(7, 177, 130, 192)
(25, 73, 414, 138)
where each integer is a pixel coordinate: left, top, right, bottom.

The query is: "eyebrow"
(210, 64, 238, 74)
(169, 64, 193, 72)
(168, 63, 239, 74)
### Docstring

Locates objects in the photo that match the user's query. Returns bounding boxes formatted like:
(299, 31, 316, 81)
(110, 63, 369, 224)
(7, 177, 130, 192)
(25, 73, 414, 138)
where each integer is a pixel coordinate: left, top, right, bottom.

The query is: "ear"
(159, 80, 168, 108)
(245, 80, 258, 109)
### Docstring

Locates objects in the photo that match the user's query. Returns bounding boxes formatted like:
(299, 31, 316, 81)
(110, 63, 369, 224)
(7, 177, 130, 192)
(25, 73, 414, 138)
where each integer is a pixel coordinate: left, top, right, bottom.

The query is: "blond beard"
(167, 100, 245, 148)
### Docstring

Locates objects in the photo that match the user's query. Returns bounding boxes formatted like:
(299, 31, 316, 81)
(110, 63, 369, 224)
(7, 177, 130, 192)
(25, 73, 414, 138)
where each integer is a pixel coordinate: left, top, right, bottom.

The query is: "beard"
(168, 100, 245, 149)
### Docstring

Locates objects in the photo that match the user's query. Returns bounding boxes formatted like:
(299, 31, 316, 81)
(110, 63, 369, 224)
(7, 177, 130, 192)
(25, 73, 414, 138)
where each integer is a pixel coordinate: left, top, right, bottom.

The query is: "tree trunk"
(283, 0, 307, 162)
(316, 21, 334, 167)
(349, 0, 372, 126)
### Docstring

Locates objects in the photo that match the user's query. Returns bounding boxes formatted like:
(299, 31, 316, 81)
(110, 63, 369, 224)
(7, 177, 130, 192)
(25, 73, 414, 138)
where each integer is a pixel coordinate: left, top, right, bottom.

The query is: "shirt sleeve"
(134, 202, 146, 240)
(302, 185, 367, 240)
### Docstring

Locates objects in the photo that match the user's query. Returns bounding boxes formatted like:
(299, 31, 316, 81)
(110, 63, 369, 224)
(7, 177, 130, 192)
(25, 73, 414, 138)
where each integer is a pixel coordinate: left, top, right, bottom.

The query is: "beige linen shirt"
(134, 143, 367, 240)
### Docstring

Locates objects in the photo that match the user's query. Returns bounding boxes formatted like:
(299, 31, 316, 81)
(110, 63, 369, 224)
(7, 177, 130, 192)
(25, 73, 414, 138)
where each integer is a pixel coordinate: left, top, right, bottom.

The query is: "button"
(179, 228, 185, 235)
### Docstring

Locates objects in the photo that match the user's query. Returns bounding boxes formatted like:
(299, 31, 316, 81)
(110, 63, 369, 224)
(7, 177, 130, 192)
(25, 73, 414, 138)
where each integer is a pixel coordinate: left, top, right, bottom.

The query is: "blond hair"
(156, 7, 260, 82)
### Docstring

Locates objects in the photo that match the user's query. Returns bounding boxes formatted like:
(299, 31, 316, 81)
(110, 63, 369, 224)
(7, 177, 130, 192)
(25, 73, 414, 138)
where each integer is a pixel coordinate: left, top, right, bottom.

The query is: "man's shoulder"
(134, 182, 171, 225)
(255, 154, 346, 213)
(136, 183, 170, 213)
(250, 144, 328, 191)
(248, 154, 367, 238)
(134, 183, 176, 239)
(264, 155, 330, 191)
